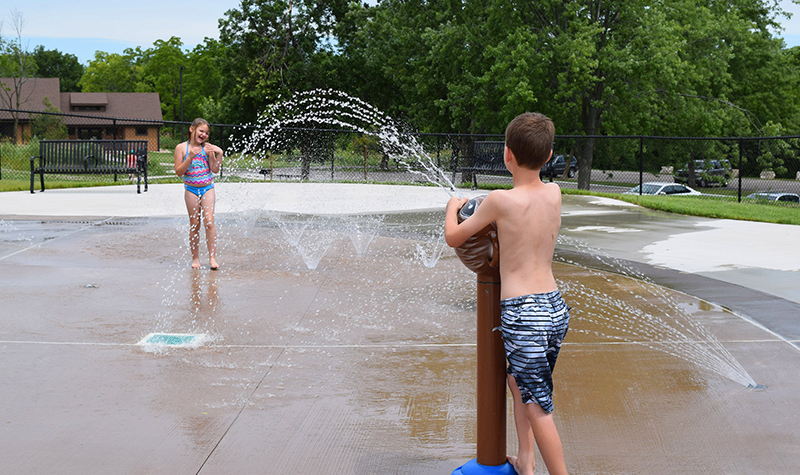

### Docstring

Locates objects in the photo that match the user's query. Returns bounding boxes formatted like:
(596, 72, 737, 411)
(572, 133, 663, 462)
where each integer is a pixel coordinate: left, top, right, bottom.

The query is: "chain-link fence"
(2, 108, 799, 204)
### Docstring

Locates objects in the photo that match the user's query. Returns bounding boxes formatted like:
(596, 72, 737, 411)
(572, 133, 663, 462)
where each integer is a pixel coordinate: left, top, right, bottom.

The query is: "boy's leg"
(200, 188, 218, 269)
(184, 190, 202, 269)
(523, 395, 567, 475)
(507, 374, 536, 475)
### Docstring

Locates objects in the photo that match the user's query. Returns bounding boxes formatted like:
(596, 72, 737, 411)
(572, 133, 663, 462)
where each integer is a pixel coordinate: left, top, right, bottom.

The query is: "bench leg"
(40, 172, 45, 192)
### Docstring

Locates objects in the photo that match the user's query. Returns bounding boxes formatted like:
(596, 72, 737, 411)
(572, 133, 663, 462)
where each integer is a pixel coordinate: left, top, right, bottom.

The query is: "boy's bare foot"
(507, 455, 533, 475)
(191, 258, 201, 269)
(209, 257, 219, 270)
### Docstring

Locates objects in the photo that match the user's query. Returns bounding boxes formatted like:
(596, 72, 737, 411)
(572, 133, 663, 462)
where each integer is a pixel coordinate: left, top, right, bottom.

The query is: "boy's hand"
(446, 196, 468, 215)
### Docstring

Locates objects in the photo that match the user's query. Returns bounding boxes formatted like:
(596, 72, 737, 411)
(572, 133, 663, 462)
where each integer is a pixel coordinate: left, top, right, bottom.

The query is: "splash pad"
(2, 186, 797, 474)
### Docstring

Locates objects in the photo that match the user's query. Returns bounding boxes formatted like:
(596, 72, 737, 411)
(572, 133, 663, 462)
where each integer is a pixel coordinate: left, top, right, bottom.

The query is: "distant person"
(174, 118, 224, 270)
(444, 112, 570, 475)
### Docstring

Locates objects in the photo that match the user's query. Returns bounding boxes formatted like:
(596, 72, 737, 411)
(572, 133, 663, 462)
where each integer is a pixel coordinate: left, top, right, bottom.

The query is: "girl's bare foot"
(209, 257, 219, 270)
(191, 257, 201, 269)
(507, 455, 533, 475)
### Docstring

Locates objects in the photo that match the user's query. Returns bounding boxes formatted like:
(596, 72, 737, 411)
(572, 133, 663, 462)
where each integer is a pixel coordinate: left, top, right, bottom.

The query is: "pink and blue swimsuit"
(183, 143, 214, 197)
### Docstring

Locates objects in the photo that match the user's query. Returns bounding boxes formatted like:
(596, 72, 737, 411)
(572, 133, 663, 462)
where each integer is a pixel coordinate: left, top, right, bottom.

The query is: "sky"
(4, 0, 800, 66)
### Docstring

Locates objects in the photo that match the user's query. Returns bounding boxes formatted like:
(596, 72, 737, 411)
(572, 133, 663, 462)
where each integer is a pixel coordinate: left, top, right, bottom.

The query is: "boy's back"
(489, 181, 561, 299)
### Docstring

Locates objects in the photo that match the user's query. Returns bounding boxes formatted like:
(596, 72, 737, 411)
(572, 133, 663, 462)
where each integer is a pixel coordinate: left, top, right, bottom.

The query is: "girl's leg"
(184, 189, 202, 269)
(507, 374, 536, 475)
(199, 188, 218, 269)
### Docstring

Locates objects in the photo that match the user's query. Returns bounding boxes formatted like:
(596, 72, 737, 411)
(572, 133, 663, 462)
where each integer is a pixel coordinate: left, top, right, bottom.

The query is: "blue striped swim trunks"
(500, 290, 570, 414)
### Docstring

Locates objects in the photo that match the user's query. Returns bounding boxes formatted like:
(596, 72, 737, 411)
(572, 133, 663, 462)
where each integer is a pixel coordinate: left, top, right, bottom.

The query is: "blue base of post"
(452, 459, 517, 475)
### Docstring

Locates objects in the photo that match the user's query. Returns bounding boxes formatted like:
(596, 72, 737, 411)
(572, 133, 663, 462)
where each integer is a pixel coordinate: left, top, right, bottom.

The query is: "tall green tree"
(137, 37, 188, 121)
(78, 50, 141, 92)
(357, 0, 791, 189)
(31, 46, 85, 92)
(183, 38, 229, 124)
(218, 0, 350, 122)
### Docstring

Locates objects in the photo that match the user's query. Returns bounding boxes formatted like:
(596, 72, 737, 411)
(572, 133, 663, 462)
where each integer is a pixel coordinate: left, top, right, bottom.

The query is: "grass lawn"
(563, 188, 800, 225)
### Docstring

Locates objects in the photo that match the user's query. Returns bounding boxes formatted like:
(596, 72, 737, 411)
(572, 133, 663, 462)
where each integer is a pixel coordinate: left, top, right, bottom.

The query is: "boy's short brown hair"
(505, 112, 555, 170)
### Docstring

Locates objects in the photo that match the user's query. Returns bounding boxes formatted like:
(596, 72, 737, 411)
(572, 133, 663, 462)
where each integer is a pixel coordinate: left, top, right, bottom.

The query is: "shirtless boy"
(444, 112, 570, 475)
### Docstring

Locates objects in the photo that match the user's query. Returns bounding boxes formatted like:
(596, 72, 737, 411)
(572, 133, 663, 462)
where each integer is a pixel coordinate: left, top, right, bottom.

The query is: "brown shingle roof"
(60, 92, 163, 126)
(69, 93, 108, 106)
(0, 78, 163, 126)
(0, 77, 61, 119)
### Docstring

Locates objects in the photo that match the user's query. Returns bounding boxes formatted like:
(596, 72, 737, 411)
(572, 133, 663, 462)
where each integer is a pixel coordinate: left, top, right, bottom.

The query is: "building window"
(77, 128, 103, 140)
(72, 106, 106, 112)
(136, 127, 148, 136)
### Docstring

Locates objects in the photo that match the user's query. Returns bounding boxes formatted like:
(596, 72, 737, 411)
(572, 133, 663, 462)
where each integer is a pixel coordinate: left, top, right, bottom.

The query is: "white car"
(625, 182, 702, 196)
(744, 192, 800, 203)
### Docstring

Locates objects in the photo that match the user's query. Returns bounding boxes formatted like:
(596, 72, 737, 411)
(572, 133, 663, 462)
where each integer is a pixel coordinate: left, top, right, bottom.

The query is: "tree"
(218, 0, 350, 121)
(78, 50, 141, 92)
(183, 39, 229, 123)
(356, 0, 792, 189)
(0, 9, 37, 142)
(30, 96, 67, 139)
(137, 37, 188, 121)
(31, 46, 85, 92)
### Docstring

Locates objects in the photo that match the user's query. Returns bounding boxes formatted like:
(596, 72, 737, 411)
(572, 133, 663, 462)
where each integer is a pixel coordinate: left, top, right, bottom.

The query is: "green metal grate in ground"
(138, 333, 209, 348)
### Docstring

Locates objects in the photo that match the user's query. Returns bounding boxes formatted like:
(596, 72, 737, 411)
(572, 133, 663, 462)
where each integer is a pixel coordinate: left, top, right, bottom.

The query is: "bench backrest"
(472, 141, 506, 170)
(39, 140, 148, 170)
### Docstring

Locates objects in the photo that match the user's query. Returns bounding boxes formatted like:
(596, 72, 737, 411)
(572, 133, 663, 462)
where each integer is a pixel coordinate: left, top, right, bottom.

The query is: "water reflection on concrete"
(0, 211, 798, 474)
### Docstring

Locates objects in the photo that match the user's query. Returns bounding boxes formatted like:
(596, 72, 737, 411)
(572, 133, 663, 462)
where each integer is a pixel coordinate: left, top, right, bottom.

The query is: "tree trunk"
(687, 153, 696, 188)
(577, 83, 604, 190)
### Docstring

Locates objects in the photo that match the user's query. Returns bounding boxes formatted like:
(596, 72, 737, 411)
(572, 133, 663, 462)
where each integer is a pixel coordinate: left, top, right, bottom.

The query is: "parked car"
(540, 154, 577, 178)
(744, 192, 800, 203)
(625, 182, 702, 196)
(674, 159, 732, 187)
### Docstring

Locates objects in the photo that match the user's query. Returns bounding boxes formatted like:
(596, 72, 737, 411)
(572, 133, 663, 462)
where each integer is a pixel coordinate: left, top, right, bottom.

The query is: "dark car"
(540, 154, 577, 178)
(674, 159, 732, 187)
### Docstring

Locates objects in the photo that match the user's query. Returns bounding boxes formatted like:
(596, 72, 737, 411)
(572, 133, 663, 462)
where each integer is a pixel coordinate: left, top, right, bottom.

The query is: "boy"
(444, 112, 569, 475)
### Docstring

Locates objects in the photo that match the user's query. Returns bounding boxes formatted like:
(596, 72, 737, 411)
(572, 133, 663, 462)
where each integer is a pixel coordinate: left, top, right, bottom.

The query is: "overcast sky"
(4, 0, 800, 65)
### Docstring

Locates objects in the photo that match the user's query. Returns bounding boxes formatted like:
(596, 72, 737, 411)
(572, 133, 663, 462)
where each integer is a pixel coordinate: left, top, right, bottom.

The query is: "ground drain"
(138, 333, 210, 349)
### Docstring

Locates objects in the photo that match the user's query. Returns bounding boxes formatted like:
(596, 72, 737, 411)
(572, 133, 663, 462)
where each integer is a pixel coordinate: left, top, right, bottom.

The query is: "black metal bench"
(459, 141, 508, 188)
(31, 140, 149, 194)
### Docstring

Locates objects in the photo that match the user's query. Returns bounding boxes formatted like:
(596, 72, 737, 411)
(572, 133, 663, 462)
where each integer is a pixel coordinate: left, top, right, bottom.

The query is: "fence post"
(436, 135, 441, 169)
(737, 139, 743, 202)
(364, 145, 369, 181)
(330, 131, 336, 181)
(639, 137, 644, 195)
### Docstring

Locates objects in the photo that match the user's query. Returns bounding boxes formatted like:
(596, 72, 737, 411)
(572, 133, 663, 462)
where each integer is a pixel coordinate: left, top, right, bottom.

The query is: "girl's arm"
(206, 143, 224, 174)
(174, 142, 192, 177)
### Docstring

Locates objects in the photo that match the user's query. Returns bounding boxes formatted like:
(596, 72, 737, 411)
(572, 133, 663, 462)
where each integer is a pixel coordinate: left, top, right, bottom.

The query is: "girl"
(174, 118, 224, 270)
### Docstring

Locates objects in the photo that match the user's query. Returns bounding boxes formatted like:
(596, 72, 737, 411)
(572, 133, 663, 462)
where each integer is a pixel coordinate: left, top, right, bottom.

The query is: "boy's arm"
(444, 193, 501, 248)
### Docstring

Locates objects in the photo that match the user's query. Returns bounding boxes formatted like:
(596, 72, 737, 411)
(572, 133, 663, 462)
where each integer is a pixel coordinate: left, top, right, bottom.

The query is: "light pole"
(179, 66, 185, 124)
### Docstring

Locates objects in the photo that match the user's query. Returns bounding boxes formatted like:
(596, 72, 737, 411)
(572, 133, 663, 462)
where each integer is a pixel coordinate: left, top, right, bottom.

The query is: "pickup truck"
(674, 159, 732, 187)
